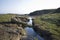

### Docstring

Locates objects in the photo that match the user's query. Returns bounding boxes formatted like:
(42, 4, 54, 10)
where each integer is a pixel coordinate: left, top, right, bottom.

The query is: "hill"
(29, 8, 60, 16)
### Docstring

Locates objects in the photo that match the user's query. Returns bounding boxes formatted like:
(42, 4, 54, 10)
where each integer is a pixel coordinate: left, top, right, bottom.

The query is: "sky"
(0, 0, 60, 14)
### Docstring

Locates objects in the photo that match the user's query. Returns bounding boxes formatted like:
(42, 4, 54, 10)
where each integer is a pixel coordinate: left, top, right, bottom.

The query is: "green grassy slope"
(34, 13, 60, 40)
(0, 14, 16, 22)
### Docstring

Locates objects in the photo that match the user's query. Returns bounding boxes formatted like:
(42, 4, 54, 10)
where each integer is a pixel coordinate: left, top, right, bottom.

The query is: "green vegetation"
(0, 14, 16, 22)
(34, 13, 60, 40)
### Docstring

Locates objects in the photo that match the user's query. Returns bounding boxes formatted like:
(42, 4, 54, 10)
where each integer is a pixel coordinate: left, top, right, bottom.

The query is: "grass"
(34, 13, 60, 40)
(0, 14, 16, 22)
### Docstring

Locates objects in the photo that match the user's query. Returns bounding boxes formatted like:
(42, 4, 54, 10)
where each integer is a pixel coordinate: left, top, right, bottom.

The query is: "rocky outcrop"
(0, 29, 20, 40)
(0, 24, 27, 40)
(11, 16, 29, 24)
(0, 16, 29, 40)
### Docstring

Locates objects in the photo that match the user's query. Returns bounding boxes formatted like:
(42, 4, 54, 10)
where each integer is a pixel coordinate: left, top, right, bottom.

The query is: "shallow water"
(23, 17, 44, 40)
(24, 27, 44, 40)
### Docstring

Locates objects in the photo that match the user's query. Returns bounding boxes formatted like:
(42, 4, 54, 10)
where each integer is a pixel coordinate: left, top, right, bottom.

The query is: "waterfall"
(27, 17, 32, 26)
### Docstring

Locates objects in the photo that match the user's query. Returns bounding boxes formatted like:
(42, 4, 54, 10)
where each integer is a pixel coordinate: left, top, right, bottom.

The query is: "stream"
(24, 17, 44, 40)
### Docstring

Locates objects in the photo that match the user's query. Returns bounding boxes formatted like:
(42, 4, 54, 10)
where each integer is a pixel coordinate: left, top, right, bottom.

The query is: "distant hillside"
(54, 8, 60, 13)
(29, 8, 60, 16)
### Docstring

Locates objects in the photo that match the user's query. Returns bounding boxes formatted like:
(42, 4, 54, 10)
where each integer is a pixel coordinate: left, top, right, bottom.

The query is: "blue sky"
(0, 0, 60, 14)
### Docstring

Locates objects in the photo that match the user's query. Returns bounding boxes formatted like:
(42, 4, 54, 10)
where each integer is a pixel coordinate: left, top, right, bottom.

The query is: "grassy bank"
(0, 14, 16, 22)
(34, 13, 60, 40)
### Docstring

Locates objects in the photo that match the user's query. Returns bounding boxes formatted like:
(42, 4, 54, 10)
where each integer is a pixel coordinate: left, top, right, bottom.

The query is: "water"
(27, 17, 32, 26)
(24, 27, 44, 40)
(24, 17, 44, 40)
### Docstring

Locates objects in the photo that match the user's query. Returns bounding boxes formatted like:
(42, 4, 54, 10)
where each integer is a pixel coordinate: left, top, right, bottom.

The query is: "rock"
(0, 24, 26, 40)
(17, 27, 26, 36)
(0, 16, 30, 40)
(0, 30, 21, 40)
(11, 16, 29, 24)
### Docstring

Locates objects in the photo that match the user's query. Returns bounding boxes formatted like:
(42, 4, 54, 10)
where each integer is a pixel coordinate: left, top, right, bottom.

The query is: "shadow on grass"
(0, 22, 16, 24)
(0, 21, 24, 24)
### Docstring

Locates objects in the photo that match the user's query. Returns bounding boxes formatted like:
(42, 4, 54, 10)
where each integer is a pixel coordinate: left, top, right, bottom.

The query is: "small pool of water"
(24, 27, 44, 40)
